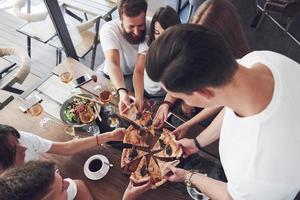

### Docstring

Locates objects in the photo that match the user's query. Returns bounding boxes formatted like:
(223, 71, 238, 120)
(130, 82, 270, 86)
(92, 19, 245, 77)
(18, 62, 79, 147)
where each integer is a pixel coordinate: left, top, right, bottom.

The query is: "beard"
(121, 24, 146, 44)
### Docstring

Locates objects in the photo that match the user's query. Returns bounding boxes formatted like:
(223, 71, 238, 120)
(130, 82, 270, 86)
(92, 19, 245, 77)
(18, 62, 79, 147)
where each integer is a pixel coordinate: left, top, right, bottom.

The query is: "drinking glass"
(86, 123, 100, 135)
(64, 125, 75, 136)
(99, 89, 114, 115)
(59, 71, 73, 83)
(29, 103, 43, 116)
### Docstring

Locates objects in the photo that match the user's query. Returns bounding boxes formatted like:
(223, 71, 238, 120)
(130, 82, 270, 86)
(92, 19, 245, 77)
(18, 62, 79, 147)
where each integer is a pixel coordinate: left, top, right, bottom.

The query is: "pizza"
(123, 125, 149, 147)
(121, 146, 147, 168)
(121, 110, 183, 188)
(121, 104, 153, 127)
(130, 156, 150, 182)
(153, 129, 183, 159)
(130, 156, 180, 188)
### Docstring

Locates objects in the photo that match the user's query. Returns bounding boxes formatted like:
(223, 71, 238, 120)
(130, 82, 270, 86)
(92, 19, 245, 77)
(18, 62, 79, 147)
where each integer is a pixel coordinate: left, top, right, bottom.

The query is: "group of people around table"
(1, 0, 300, 199)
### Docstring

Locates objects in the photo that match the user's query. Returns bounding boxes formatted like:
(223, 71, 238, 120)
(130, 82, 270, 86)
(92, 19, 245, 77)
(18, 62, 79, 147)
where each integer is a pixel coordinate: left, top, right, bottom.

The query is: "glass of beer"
(59, 71, 73, 83)
(29, 103, 43, 116)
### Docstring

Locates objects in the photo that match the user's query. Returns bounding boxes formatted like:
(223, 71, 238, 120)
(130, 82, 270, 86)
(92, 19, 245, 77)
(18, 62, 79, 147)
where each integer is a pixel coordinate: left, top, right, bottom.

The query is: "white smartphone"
(72, 74, 92, 88)
(164, 112, 185, 130)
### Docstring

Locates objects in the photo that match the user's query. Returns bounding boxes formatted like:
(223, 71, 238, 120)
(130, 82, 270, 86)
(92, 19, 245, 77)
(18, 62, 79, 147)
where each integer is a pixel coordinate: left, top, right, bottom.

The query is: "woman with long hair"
(133, 6, 181, 112)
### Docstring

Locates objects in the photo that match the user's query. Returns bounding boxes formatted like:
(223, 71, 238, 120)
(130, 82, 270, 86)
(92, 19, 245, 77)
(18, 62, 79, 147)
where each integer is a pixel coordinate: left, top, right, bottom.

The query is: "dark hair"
(118, 0, 147, 19)
(0, 161, 56, 200)
(145, 24, 238, 93)
(148, 6, 181, 45)
(191, 0, 250, 59)
(0, 124, 20, 170)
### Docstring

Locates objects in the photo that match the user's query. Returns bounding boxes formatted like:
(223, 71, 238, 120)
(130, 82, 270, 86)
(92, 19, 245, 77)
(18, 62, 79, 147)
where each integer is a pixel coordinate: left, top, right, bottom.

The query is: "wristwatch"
(184, 170, 196, 187)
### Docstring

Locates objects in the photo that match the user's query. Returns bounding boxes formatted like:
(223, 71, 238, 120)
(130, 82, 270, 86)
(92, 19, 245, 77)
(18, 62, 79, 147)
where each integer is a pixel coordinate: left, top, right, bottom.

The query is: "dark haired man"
(0, 161, 151, 200)
(0, 161, 72, 200)
(145, 24, 300, 199)
(98, 0, 149, 113)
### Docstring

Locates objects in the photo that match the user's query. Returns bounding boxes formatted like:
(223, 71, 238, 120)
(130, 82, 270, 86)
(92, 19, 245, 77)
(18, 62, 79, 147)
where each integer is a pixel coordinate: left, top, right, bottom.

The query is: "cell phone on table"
(72, 74, 92, 88)
(164, 112, 185, 130)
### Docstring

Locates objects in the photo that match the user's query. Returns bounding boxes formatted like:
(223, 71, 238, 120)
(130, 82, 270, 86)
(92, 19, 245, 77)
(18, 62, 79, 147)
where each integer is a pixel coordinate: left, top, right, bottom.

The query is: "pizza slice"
(130, 156, 150, 184)
(123, 125, 148, 147)
(122, 156, 143, 175)
(121, 103, 153, 126)
(147, 156, 165, 188)
(138, 111, 153, 127)
(121, 146, 148, 168)
(157, 159, 180, 177)
(154, 129, 183, 159)
(120, 104, 141, 122)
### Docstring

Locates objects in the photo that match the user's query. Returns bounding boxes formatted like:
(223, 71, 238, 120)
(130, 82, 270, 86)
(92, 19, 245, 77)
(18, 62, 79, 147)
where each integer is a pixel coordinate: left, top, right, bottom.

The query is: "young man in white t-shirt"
(99, 0, 148, 113)
(145, 24, 300, 199)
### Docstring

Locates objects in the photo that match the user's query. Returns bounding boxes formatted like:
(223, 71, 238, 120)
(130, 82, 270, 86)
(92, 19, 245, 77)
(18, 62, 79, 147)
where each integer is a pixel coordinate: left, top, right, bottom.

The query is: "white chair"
(0, 47, 31, 94)
(48, 15, 105, 68)
(13, 0, 56, 57)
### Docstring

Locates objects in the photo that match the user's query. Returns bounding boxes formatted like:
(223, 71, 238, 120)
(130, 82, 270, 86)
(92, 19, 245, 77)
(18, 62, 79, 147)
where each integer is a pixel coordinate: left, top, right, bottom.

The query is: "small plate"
(83, 155, 110, 180)
(187, 186, 209, 200)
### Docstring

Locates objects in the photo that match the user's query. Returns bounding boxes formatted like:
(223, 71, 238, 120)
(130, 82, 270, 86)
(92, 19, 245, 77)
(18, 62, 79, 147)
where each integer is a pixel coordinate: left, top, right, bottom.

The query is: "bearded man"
(98, 0, 149, 112)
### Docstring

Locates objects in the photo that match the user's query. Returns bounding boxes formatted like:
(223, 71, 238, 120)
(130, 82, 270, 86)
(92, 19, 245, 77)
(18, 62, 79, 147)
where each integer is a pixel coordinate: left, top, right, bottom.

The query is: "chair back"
(13, 0, 48, 22)
(0, 47, 30, 85)
(264, 0, 300, 17)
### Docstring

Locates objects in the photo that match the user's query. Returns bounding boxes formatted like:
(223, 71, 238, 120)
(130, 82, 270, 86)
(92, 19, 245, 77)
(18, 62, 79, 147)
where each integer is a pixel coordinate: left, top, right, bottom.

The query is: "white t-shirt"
(138, 39, 165, 96)
(19, 131, 77, 200)
(99, 17, 151, 75)
(219, 51, 300, 200)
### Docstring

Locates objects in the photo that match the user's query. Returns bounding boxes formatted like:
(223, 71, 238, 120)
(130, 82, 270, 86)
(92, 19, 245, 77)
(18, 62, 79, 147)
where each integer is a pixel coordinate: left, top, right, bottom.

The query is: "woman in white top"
(133, 6, 181, 113)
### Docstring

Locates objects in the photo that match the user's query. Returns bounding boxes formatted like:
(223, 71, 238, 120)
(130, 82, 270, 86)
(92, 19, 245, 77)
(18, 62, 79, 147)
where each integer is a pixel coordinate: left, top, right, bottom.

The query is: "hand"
(122, 178, 152, 200)
(177, 138, 199, 158)
(172, 123, 190, 140)
(153, 104, 169, 128)
(109, 128, 126, 141)
(119, 93, 131, 113)
(164, 164, 188, 183)
(135, 98, 144, 113)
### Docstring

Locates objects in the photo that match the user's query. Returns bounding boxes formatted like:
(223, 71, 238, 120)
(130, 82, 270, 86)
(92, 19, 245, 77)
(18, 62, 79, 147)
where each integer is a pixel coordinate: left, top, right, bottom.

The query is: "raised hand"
(163, 164, 188, 183)
(109, 128, 126, 141)
(177, 138, 199, 158)
(119, 93, 131, 114)
(153, 104, 169, 128)
(135, 98, 144, 113)
(122, 178, 152, 200)
(172, 123, 190, 139)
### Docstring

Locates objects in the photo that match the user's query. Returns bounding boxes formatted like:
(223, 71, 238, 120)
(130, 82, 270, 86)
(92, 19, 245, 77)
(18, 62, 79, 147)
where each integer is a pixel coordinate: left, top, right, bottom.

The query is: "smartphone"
(164, 112, 185, 130)
(72, 74, 92, 88)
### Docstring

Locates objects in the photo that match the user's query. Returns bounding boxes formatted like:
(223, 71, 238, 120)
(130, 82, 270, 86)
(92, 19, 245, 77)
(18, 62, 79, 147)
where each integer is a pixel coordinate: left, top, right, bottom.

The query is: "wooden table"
(0, 58, 225, 199)
(0, 58, 194, 199)
(0, 99, 190, 200)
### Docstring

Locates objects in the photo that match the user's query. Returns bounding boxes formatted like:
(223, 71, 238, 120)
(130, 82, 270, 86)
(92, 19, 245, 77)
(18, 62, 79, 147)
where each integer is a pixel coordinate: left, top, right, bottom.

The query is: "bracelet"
(160, 100, 173, 108)
(193, 137, 202, 151)
(117, 87, 128, 96)
(184, 170, 196, 187)
(96, 135, 100, 146)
